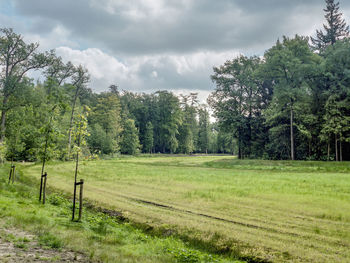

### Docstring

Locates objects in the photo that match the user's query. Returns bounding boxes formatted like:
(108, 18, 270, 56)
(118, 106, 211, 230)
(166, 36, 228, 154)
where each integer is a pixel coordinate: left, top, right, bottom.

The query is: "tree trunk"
(238, 130, 241, 159)
(247, 112, 252, 156)
(340, 140, 343, 162)
(0, 109, 6, 143)
(67, 87, 80, 158)
(290, 107, 295, 160)
(327, 141, 330, 161)
(308, 139, 311, 159)
(0, 96, 9, 142)
(335, 135, 338, 161)
(67, 110, 74, 158)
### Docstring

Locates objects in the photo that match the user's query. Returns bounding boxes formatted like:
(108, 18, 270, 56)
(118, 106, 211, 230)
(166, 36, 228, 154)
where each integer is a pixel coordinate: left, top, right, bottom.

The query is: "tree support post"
(78, 179, 84, 221)
(39, 174, 43, 201)
(72, 179, 84, 222)
(8, 165, 15, 184)
(39, 172, 48, 203)
(42, 172, 47, 204)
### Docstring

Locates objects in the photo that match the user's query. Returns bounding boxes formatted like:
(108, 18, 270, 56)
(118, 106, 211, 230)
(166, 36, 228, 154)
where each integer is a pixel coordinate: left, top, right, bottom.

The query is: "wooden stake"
(8, 165, 15, 184)
(12, 166, 15, 183)
(78, 179, 84, 221)
(72, 182, 77, 221)
(8, 166, 12, 184)
(43, 172, 47, 204)
(72, 179, 84, 221)
(39, 175, 43, 201)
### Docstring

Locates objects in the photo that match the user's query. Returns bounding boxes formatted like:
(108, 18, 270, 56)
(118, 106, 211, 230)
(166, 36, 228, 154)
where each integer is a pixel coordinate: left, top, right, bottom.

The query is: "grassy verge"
(0, 164, 242, 263)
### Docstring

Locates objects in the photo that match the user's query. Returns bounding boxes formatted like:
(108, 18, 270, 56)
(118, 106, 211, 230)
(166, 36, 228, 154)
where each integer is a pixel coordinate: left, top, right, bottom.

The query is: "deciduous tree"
(0, 28, 54, 141)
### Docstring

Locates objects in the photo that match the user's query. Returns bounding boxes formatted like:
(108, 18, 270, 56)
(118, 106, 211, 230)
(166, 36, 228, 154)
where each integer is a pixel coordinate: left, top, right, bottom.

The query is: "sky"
(1, 0, 350, 102)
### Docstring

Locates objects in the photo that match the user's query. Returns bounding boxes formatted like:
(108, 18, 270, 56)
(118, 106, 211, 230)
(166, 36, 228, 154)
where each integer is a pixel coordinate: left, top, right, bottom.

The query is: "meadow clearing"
(22, 156, 350, 262)
(0, 164, 239, 263)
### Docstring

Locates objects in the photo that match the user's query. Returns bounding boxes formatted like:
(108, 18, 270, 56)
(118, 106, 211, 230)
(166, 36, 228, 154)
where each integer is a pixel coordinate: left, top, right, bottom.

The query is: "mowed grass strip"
(23, 156, 350, 262)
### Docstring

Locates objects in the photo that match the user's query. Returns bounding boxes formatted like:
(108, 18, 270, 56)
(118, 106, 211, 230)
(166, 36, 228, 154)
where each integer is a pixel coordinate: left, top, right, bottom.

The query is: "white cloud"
(151, 71, 158, 78)
(54, 46, 240, 94)
(171, 89, 211, 104)
(56, 47, 139, 92)
(24, 25, 78, 52)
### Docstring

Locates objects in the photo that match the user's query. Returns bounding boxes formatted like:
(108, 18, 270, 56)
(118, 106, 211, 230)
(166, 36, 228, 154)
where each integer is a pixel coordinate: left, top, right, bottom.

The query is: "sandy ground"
(0, 222, 89, 263)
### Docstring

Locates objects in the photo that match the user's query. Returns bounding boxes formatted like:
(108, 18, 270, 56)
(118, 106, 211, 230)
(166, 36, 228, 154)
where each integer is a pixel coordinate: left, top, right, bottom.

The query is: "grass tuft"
(38, 232, 64, 249)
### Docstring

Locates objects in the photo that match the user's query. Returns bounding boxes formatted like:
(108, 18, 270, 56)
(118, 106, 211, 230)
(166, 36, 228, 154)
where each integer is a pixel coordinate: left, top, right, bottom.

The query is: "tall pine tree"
(120, 119, 140, 155)
(311, 0, 349, 52)
(144, 121, 154, 154)
(198, 106, 210, 154)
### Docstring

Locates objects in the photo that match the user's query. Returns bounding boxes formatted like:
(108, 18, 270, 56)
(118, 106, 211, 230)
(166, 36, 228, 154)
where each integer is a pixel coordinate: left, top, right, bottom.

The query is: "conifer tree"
(120, 119, 140, 155)
(198, 106, 210, 154)
(144, 121, 154, 154)
(311, 0, 349, 51)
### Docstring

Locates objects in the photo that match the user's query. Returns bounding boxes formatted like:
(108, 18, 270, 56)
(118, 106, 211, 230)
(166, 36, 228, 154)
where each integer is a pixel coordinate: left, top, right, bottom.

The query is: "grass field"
(0, 164, 240, 263)
(22, 156, 350, 262)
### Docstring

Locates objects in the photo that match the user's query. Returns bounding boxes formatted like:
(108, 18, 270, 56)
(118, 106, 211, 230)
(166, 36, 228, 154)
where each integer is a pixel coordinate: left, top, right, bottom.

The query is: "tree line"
(1, 27, 232, 161)
(1, 0, 349, 161)
(209, 0, 350, 161)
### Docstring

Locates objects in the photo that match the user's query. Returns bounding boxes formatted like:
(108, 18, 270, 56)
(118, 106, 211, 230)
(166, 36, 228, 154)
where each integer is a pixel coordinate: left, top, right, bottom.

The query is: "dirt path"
(0, 222, 89, 263)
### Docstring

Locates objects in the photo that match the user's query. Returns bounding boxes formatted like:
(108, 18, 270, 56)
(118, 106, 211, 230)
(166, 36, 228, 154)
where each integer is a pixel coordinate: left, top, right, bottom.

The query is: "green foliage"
(166, 247, 220, 263)
(0, 141, 7, 163)
(120, 119, 141, 155)
(88, 123, 115, 154)
(2, 23, 350, 161)
(144, 121, 154, 154)
(88, 93, 122, 154)
(198, 106, 210, 153)
(71, 107, 90, 158)
(0, 28, 54, 141)
(208, 32, 350, 161)
(155, 91, 183, 153)
(89, 93, 122, 138)
(47, 193, 69, 207)
(209, 55, 269, 158)
(38, 232, 64, 249)
(178, 94, 198, 154)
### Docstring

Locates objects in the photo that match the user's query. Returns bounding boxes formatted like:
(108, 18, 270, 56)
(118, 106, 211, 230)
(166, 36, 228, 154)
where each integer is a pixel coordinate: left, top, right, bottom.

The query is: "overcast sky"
(1, 0, 350, 101)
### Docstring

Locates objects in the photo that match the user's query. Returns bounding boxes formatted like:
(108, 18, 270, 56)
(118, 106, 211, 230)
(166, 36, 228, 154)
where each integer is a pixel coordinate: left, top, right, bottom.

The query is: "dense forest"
(210, 0, 350, 161)
(0, 0, 350, 161)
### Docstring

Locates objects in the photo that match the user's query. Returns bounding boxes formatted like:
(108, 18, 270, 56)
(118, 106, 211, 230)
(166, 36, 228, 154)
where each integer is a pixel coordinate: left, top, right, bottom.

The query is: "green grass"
(21, 155, 350, 262)
(0, 164, 241, 263)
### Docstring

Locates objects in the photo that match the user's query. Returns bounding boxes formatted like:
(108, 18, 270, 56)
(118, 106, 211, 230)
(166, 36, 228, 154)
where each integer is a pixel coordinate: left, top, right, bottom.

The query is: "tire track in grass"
(87, 184, 301, 237)
(133, 198, 277, 231)
(119, 197, 350, 263)
(109, 182, 350, 239)
(44, 177, 347, 256)
(24, 170, 349, 262)
(90, 185, 350, 250)
(128, 197, 347, 249)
